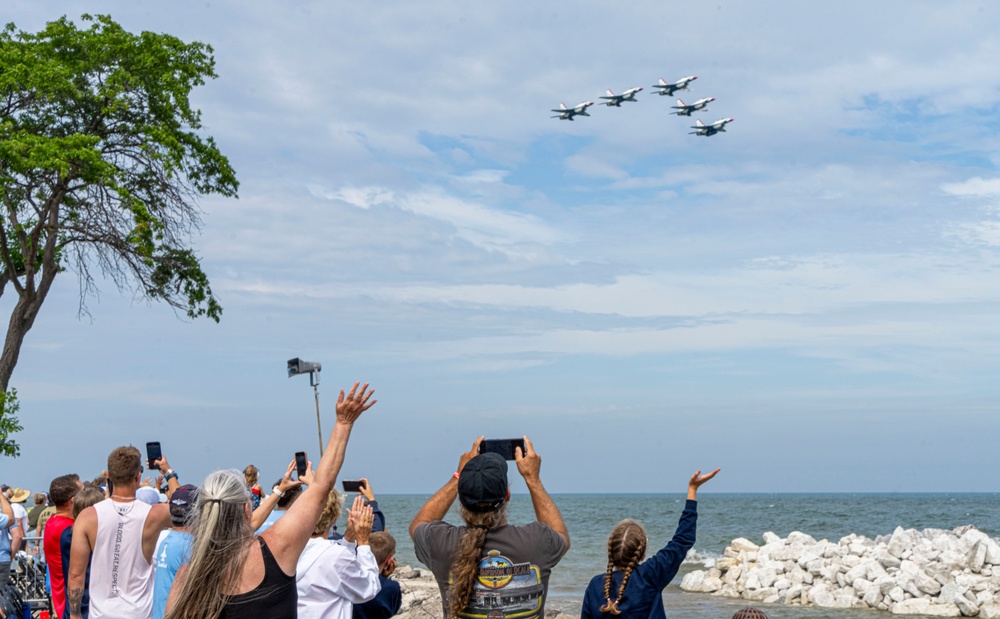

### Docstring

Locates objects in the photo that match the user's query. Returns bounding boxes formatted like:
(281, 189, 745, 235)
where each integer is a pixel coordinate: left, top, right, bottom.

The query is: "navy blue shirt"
(352, 574, 401, 619)
(581, 499, 698, 619)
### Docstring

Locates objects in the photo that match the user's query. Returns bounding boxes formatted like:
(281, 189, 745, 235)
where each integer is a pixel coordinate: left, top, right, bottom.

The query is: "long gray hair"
(165, 470, 254, 619)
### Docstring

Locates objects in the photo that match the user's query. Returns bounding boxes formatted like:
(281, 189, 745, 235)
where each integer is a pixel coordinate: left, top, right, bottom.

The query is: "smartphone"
(342, 480, 366, 493)
(146, 441, 162, 470)
(479, 438, 525, 461)
(295, 451, 308, 478)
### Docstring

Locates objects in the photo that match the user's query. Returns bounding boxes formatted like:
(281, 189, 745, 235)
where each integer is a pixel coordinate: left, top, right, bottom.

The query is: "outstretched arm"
(0, 491, 13, 522)
(688, 468, 720, 501)
(264, 382, 376, 573)
(645, 468, 721, 588)
(409, 436, 483, 538)
(252, 461, 302, 531)
(516, 436, 570, 550)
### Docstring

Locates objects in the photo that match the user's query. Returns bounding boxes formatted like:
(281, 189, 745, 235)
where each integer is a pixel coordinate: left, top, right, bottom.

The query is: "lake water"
(366, 493, 1000, 619)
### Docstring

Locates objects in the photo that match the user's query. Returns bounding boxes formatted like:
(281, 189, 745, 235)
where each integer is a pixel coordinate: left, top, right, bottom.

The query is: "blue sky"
(3, 1, 1000, 495)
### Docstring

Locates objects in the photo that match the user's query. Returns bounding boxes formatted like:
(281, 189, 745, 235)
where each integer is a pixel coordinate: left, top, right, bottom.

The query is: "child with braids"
(581, 469, 720, 619)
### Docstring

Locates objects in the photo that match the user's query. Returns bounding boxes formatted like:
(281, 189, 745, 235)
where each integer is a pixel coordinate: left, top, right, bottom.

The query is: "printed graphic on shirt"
(458, 550, 545, 619)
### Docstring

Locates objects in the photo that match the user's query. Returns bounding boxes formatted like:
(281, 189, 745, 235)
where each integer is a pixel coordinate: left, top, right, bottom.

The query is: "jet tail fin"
(696, 119, 705, 126)
(676, 98, 686, 106)
(659, 78, 668, 86)
(606, 89, 615, 96)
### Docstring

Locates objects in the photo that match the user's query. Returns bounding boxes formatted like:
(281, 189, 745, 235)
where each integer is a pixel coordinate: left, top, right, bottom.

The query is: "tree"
(0, 14, 237, 452)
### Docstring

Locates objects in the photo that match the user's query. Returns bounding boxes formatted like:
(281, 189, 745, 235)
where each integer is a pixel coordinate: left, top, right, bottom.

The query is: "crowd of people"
(2, 381, 735, 619)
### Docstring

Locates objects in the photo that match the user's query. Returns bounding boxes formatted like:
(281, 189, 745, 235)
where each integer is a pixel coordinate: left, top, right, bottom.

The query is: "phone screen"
(342, 480, 365, 493)
(295, 452, 308, 478)
(479, 438, 525, 461)
(146, 441, 162, 470)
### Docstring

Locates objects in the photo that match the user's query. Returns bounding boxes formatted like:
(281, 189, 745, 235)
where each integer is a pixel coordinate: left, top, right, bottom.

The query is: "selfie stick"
(287, 358, 325, 456)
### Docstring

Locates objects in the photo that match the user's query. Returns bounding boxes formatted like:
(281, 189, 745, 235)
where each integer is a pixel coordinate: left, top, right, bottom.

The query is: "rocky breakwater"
(680, 526, 1000, 617)
(393, 566, 578, 619)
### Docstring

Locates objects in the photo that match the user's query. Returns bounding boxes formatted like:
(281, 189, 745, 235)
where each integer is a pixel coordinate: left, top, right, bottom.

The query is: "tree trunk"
(0, 290, 41, 391)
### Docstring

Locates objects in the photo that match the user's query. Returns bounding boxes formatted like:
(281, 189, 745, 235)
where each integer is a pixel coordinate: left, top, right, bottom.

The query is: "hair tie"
(205, 498, 222, 504)
(470, 523, 490, 530)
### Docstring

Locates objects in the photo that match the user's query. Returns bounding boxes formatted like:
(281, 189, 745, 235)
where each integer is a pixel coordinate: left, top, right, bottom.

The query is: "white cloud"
(942, 177, 1000, 198)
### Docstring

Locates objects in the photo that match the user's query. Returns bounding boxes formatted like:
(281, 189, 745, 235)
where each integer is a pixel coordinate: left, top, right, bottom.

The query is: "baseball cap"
(457, 452, 508, 512)
(135, 487, 159, 505)
(170, 484, 198, 520)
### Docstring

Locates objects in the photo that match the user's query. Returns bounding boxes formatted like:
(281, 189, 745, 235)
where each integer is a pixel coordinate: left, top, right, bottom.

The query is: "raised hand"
(276, 460, 304, 494)
(457, 436, 484, 475)
(359, 478, 374, 502)
(347, 494, 374, 545)
(687, 468, 721, 500)
(515, 435, 541, 481)
(336, 382, 377, 425)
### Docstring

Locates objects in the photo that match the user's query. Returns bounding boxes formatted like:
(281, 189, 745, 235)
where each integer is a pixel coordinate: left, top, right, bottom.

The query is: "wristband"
(164, 471, 178, 482)
(452, 472, 461, 480)
(272, 486, 285, 498)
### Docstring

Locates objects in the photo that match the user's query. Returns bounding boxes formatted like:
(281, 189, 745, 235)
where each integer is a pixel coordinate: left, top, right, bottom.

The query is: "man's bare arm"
(409, 436, 483, 538)
(516, 436, 570, 549)
(0, 491, 12, 521)
(68, 507, 97, 619)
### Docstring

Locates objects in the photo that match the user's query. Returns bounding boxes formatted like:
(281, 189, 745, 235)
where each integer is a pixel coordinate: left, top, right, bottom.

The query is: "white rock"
(680, 571, 706, 592)
(762, 532, 782, 545)
(925, 604, 963, 617)
(809, 585, 836, 608)
(889, 586, 907, 603)
(917, 569, 944, 595)
(970, 541, 988, 573)
(892, 598, 931, 615)
(796, 551, 821, 569)
(863, 586, 881, 607)
(787, 532, 817, 546)
(724, 565, 742, 585)
(784, 584, 803, 602)
(985, 539, 1000, 565)
(731, 538, 760, 553)
(979, 603, 1000, 619)
(954, 593, 979, 617)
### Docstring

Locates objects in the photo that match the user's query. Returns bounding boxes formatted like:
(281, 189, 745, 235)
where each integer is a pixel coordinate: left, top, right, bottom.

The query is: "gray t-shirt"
(413, 520, 567, 619)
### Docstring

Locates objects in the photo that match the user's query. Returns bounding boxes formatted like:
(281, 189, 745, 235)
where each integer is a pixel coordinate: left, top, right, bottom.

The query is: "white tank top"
(89, 498, 155, 619)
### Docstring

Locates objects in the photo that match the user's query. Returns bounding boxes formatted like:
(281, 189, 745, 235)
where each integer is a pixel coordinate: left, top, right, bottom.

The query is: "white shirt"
(89, 499, 154, 619)
(11, 502, 28, 536)
(295, 537, 381, 619)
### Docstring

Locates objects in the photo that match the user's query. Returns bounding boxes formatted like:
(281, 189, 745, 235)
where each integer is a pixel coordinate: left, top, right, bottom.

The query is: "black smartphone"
(146, 441, 162, 470)
(342, 480, 366, 493)
(295, 451, 308, 478)
(479, 438, 525, 461)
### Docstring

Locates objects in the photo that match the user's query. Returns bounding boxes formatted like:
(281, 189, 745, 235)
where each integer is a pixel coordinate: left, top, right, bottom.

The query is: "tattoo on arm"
(69, 586, 84, 615)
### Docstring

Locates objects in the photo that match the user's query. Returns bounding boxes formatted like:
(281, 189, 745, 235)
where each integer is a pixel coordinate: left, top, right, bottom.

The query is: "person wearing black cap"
(409, 436, 570, 619)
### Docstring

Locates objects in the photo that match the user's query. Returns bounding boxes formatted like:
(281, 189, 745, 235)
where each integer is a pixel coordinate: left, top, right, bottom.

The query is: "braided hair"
(447, 504, 507, 618)
(599, 519, 648, 615)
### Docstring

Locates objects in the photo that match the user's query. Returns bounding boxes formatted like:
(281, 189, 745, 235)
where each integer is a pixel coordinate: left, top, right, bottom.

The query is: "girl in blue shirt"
(581, 469, 720, 619)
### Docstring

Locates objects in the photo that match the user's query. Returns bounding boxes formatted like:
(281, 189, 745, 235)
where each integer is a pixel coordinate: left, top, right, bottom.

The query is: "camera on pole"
(288, 357, 324, 455)
(288, 358, 321, 384)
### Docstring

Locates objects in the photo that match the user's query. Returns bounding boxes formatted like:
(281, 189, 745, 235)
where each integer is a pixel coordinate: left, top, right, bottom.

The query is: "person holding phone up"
(409, 436, 570, 619)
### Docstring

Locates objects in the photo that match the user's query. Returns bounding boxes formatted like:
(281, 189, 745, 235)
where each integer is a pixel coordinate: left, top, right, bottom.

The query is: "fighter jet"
(652, 76, 697, 97)
(690, 117, 734, 136)
(600, 87, 643, 107)
(671, 97, 715, 116)
(551, 101, 595, 120)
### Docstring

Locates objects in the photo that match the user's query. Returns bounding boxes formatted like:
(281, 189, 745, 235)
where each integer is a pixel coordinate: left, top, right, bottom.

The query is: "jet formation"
(551, 74, 734, 137)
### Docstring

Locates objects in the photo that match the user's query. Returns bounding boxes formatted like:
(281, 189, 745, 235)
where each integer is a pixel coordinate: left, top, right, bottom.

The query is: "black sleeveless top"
(219, 537, 297, 619)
